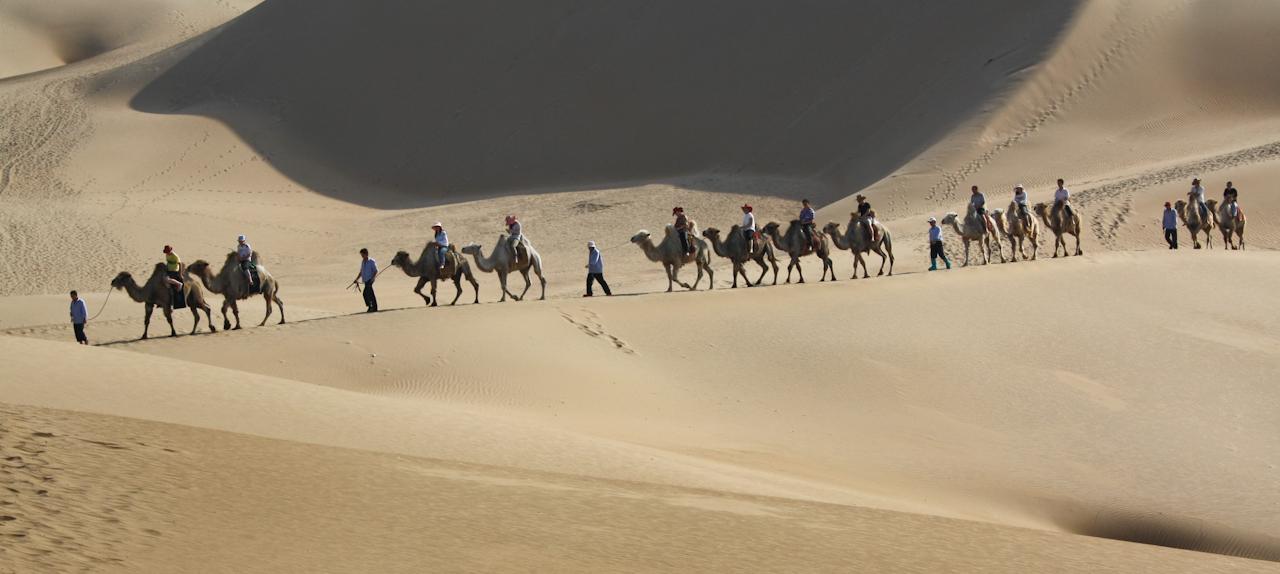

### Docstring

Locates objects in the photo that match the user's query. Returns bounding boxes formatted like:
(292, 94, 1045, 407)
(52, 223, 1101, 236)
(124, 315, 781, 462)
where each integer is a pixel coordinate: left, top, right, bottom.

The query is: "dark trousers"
(586, 273, 611, 296)
(677, 230, 690, 253)
(801, 223, 815, 244)
(362, 282, 378, 311)
(73, 323, 87, 343)
(742, 229, 756, 246)
(929, 241, 950, 267)
(1164, 228, 1178, 249)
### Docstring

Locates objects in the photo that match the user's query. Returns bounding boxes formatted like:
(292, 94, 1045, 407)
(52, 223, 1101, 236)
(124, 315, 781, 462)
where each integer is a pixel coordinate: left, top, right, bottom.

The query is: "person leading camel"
(1054, 179, 1074, 219)
(1013, 184, 1031, 227)
(505, 215, 523, 264)
(1162, 201, 1178, 249)
(673, 207, 694, 255)
(70, 290, 88, 345)
(740, 204, 757, 252)
(236, 235, 254, 287)
(927, 217, 950, 271)
(800, 199, 820, 251)
(354, 247, 378, 312)
(584, 241, 611, 297)
(432, 222, 450, 269)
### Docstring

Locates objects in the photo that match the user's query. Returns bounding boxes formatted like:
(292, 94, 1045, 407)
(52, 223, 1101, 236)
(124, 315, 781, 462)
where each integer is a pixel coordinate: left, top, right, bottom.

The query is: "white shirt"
(1190, 185, 1206, 204)
(742, 212, 756, 231)
(1014, 191, 1028, 205)
(237, 243, 252, 261)
(1054, 187, 1070, 203)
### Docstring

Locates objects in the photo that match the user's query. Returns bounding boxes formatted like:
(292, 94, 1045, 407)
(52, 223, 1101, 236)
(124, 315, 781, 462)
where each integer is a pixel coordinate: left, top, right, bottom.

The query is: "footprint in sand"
(558, 309, 636, 355)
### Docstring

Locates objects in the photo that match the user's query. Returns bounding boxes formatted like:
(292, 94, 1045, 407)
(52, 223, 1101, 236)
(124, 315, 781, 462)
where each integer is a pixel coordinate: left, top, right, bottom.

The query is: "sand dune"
(2, 0, 1280, 571)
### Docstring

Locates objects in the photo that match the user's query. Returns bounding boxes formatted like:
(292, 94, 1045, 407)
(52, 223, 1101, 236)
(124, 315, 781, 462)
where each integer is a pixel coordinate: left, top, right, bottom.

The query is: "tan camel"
(823, 215, 894, 279)
(630, 224, 714, 292)
(701, 225, 778, 288)
(759, 221, 835, 283)
(111, 263, 216, 339)
(1173, 199, 1215, 250)
(1032, 202, 1084, 257)
(187, 252, 284, 330)
(390, 242, 480, 307)
(941, 209, 1004, 266)
(461, 234, 546, 302)
(991, 203, 1039, 262)
(1211, 200, 1245, 250)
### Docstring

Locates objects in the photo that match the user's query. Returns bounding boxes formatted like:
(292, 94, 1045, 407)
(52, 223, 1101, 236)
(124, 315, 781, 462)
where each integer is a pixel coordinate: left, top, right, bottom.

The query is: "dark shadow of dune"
(129, 0, 1079, 208)
(1056, 506, 1280, 563)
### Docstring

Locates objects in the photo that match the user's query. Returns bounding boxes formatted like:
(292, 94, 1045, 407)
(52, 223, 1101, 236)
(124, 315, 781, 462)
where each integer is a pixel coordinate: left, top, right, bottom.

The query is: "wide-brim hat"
(587, 241, 596, 248)
(1015, 184, 1025, 190)
(237, 235, 246, 242)
(927, 217, 937, 223)
(432, 222, 443, 228)
(741, 204, 752, 211)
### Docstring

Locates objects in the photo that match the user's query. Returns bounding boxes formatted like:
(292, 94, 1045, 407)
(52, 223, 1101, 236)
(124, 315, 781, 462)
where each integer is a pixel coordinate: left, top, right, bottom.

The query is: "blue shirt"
(587, 248, 604, 273)
(435, 231, 449, 248)
(70, 299, 88, 324)
(799, 207, 815, 224)
(928, 226, 943, 242)
(360, 258, 378, 283)
(971, 193, 985, 208)
(1162, 208, 1177, 230)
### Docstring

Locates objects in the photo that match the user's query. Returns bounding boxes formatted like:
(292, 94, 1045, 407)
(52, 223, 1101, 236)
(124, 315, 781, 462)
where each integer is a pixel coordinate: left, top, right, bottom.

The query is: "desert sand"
(2, 0, 1278, 572)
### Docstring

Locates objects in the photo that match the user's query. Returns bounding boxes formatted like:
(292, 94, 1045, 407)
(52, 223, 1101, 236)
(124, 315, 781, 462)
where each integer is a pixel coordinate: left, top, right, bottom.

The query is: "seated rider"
(236, 235, 254, 287)
(673, 207, 693, 255)
(163, 245, 182, 287)
(1223, 181, 1240, 221)
(1013, 184, 1030, 226)
(855, 195, 881, 243)
(969, 186, 990, 231)
(505, 215, 523, 264)
(1189, 178, 1208, 221)
(1054, 179, 1074, 219)
(740, 204, 757, 250)
(800, 199, 818, 250)
(432, 223, 449, 270)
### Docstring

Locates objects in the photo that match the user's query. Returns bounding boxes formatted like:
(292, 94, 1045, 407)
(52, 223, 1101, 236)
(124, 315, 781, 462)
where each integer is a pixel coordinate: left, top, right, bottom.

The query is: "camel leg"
(1074, 232, 1083, 256)
(517, 269, 532, 301)
(202, 304, 216, 333)
(704, 261, 714, 290)
(190, 306, 200, 335)
(875, 248, 887, 276)
(219, 299, 231, 330)
(142, 303, 153, 340)
(413, 277, 431, 306)
(752, 258, 769, 286)
(163, 305, 177, 337)
(229, 299, 242, 330)
(273, 291, 286, 324)
(663, 263, 675, 292)
(496, 271, 509, 302)
(465, 268, 480, 304)
(795, 257, 806, 284)
(259, 293, 273, 326)
(533, 259, 547, 301)
(784, 259, 795, 284)
(450, 274, 464, 305)
(824, 257, 835, 282)
(429, 278, 439, 307)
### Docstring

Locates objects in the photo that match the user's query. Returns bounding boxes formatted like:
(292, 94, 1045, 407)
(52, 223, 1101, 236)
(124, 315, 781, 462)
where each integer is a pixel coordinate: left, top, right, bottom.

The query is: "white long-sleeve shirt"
(1190, 185, 1206, 204)
(1055, 187, 1070, 203)
(237, 243, 252, 261)
(1014, 191, 1028, 206)
(742, 212, 756, 231)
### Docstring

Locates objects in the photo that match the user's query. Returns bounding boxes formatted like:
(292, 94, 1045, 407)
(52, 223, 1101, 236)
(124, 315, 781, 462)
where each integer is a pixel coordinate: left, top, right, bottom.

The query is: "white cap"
(237, 235, 246, 242)
(432, 222, 443, 228)
(587, 241, 596, 248)
(1015, 184, 1024, 190)
(927, 217, 937, 223)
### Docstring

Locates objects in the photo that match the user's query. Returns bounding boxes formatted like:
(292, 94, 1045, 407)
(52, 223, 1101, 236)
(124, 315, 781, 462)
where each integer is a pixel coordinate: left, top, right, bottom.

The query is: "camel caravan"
(99, 178, 1248, 341)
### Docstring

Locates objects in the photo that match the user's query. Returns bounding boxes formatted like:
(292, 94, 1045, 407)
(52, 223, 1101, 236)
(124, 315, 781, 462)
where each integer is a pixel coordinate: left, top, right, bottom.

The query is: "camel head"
(1032, 203, 1049, 218)
(990, 208, 1005, 222)
(1206, 199, 1219, 211)
(760, 221, 781, 236)
(822, 222, 841, 236)
(110, 271, 133, 289)
(461, 243, 481, 256)
(630, 230, 652, 244)
(701, 227, 721, 240)
(390, 251, 412, 268)
(187, 260, 211, 277)
(940, 213, 959, 226)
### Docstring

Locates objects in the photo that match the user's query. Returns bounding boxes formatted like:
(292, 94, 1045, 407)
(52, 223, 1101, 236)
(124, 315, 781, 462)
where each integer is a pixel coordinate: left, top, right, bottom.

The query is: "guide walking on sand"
(70, 290, 89, 345)
(354, 248, 379, 312)
(584, 241, 611, 297)
(927, 217, 950, 271)
(1162, 202, 1179, 249)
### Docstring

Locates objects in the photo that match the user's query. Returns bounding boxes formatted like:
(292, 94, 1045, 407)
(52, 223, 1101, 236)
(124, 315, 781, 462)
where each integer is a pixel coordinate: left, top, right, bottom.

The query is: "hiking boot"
(928, 265, 937, 271)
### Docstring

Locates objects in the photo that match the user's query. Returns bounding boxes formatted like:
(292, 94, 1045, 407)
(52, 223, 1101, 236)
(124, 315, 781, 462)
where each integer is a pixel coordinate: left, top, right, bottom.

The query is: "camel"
(759, 221, 835, 283)
(1172, 199, 1215, 250)
(187, 252, 284, 330)
(1211, 200, 1246, 250)
(460, 234, 546, 302)
(390, 243, 480, 307)
(1032, 202, 1084, 257)
(701, 225, 778, 288)
(630, 224, 714, 292)
(823, 216, 894, 279)
(111, 263, 216, 339)
(941, 209, 1005, 266)
(991, 203, 1039, 262)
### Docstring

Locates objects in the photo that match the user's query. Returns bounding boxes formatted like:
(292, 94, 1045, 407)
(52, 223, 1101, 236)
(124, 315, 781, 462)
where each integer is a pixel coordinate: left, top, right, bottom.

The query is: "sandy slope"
(2, 0, 1280, 571)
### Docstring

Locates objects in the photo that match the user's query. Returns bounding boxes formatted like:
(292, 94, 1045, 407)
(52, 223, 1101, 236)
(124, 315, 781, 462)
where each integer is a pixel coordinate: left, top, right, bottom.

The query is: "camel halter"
(86, 287, 115, 322)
